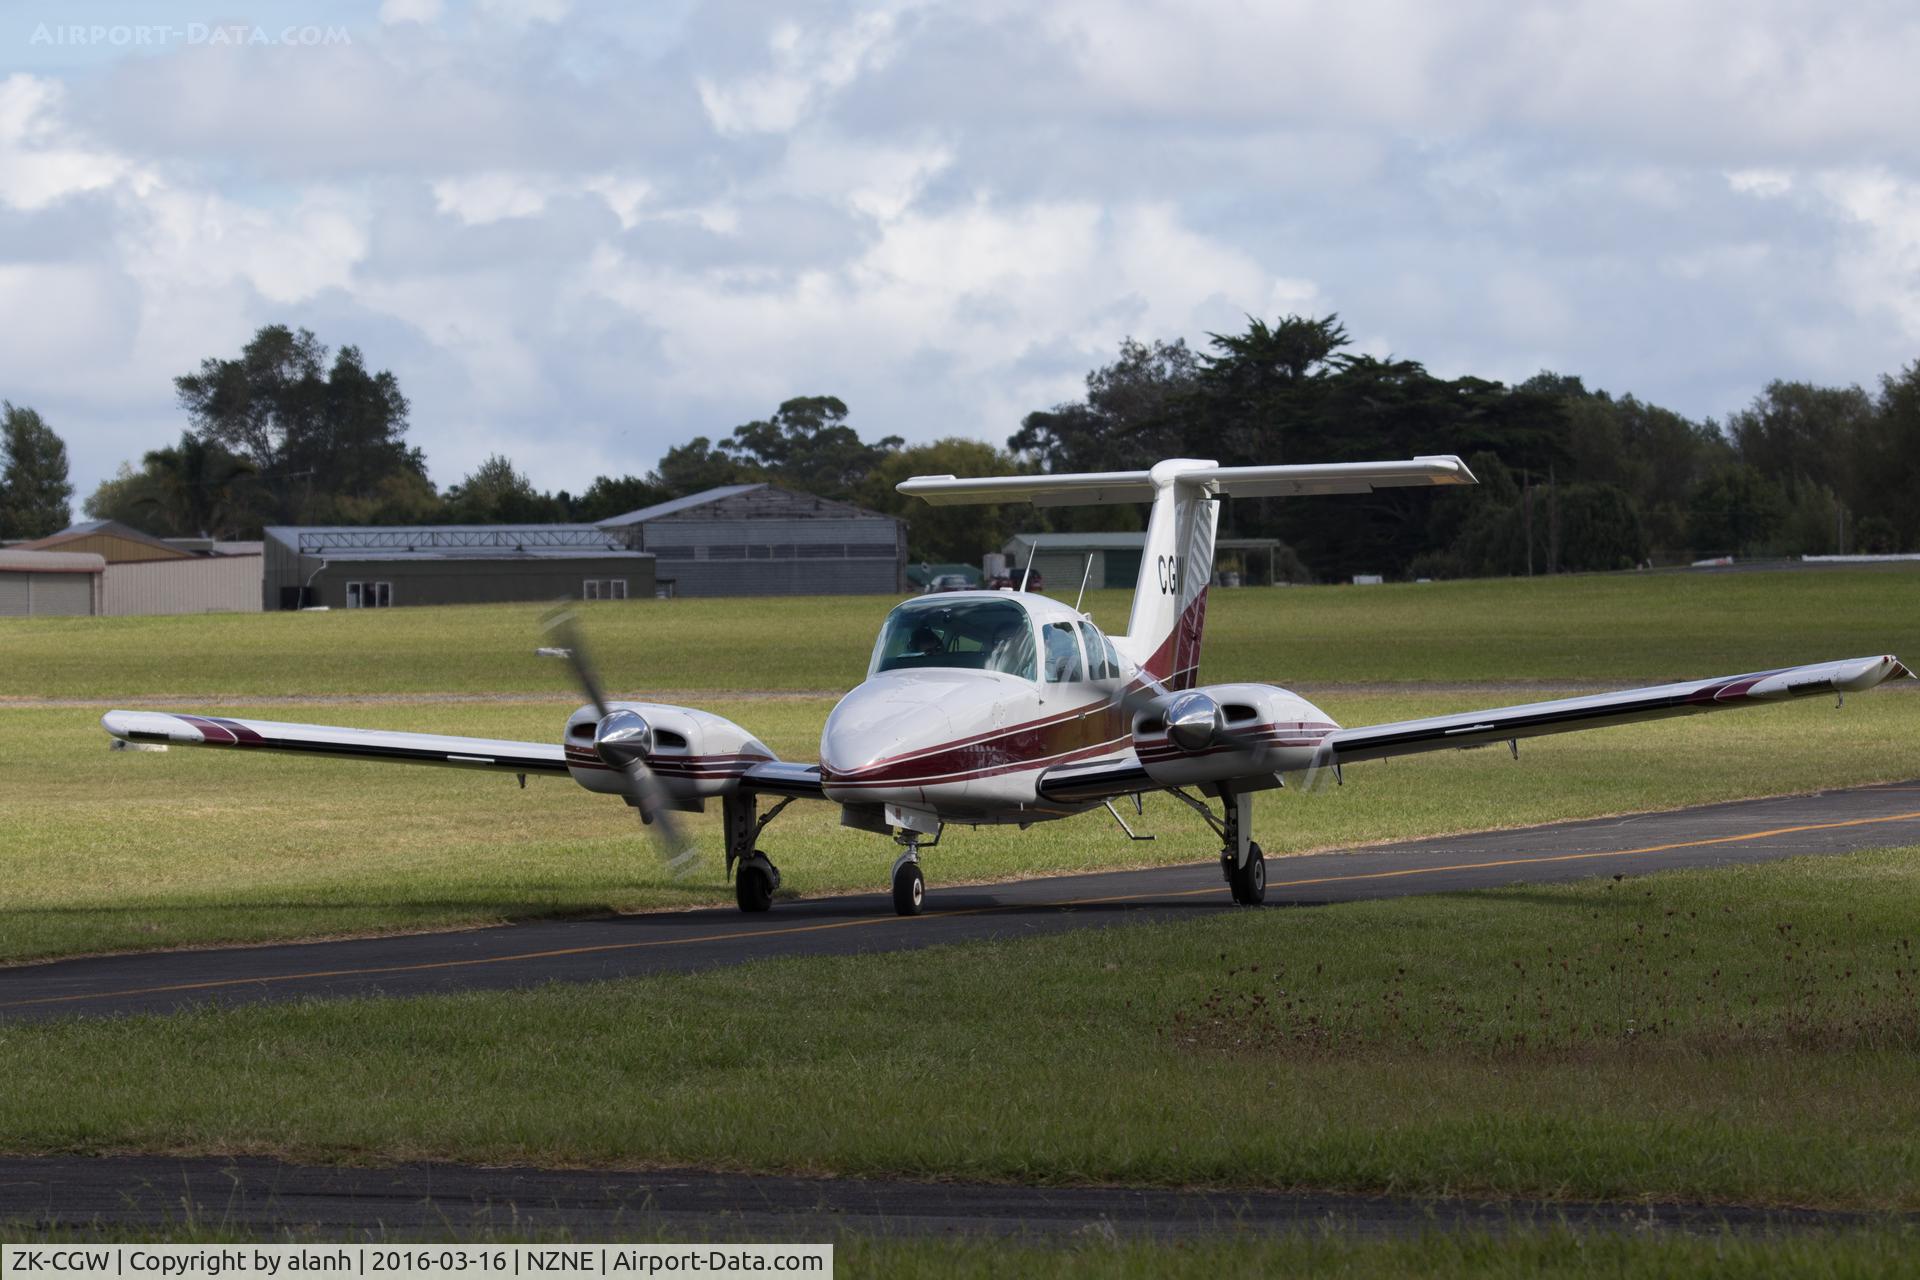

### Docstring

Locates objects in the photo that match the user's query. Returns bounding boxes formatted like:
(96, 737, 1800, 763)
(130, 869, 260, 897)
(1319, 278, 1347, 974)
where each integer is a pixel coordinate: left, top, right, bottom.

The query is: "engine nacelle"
(1132, 682, 1340, 788)
(563, 702, 776, 808)
(1162, 691, 1224, 752)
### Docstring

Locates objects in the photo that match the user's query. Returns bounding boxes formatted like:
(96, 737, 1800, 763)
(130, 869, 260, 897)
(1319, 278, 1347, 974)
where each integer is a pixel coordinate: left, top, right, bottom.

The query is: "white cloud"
(578, 195, 1314, 447)
(379, 0, 445, 25)
(697, 9, 904, 136)
(779, 133, 952, 222)
(0, 75, 145, 211)
(124, 186, 368, 304)
(431, 171, 556, 225)
(478, 0, 573, 24)
(584, 173, 652, 229)
(1820, 169, 1920, 342)
(1727, 168, 1793, 198)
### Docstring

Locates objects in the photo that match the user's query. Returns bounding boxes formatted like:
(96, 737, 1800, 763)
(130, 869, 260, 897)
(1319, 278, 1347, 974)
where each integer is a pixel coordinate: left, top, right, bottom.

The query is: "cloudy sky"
(4, 1, 1918, 503)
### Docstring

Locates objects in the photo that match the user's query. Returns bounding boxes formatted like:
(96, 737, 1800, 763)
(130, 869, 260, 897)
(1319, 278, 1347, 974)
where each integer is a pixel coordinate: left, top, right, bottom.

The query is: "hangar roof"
(599, 482, 901, 527)
(16, 520, 194, 561)
(264, 525, 647, 562)
(0, 549, 106, 573)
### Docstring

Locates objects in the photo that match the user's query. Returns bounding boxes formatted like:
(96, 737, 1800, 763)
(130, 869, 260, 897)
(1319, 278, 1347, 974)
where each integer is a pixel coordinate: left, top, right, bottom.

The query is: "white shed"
(0, 549, 105, 616)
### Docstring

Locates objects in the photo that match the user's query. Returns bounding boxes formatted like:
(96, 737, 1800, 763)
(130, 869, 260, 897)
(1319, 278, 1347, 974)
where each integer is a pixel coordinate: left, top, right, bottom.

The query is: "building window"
(583, 579, 629, 601)
(346, 581, 392, 608)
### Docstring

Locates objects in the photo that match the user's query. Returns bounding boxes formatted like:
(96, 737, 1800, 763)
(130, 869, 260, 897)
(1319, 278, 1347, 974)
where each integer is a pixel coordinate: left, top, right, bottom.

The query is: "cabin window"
(1043, 622, 1086, 683)
(1078, 622, 1118, 680)
(872, 598, 1037, 681)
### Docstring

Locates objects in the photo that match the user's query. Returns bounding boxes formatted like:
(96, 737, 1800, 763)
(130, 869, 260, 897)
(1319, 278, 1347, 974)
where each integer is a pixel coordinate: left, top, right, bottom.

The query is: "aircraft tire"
(736, 862, 774, 913)
(892, 860, 925, 916)
(1229, 842, 1266, 905)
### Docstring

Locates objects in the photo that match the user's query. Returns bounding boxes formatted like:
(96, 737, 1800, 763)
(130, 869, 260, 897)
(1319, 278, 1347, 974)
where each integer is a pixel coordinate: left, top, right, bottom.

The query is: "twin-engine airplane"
(104, 456, 1911, 916)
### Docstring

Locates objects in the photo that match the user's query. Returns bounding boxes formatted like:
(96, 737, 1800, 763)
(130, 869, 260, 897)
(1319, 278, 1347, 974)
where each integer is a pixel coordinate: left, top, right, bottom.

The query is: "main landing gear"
(1169, 782, 1266, 906)
(725, 794, 788, 914)
(1219, 783, 1265, 905)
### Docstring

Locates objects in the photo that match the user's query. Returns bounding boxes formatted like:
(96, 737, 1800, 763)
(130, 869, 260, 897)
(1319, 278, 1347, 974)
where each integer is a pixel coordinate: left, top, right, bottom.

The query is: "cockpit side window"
(1078, 622, 1115, 681)
(1043, 622, 1086, 683)
(872, 598, 1037, 681)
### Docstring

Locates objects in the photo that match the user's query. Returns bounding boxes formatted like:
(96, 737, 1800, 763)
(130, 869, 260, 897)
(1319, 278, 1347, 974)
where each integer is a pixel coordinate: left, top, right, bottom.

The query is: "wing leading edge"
(101, 710, 570, 774)
(1035, 654, 1911, 804)
(1324, 654, 1911, 765)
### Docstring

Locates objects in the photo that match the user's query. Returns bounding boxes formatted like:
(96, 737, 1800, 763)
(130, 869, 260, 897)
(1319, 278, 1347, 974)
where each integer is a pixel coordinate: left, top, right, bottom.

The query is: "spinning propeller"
(542, 609, 697, 876)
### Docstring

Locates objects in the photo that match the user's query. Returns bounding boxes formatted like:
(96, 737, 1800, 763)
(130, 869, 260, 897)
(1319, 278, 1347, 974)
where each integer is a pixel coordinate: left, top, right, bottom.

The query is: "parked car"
(925, 573, 975, 593)
(988, 569, 1044, 593)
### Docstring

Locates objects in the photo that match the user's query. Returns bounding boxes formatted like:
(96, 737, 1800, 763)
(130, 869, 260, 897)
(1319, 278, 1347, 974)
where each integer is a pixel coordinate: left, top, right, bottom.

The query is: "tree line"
(1010, 316, 1920, 581)
(9, 317, 1914, 580)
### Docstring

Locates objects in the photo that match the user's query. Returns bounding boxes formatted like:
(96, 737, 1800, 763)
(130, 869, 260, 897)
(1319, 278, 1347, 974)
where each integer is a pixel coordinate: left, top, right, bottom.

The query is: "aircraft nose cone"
(822, 679, 955, 778)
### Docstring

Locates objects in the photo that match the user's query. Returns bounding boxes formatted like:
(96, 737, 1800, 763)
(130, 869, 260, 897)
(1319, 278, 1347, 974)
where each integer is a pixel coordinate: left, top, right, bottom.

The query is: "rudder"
(1120, 460, 1219, 691)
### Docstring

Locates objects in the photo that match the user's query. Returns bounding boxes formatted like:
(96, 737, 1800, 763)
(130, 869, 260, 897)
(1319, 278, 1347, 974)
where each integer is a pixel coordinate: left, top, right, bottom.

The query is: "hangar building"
(12, 520, 262, 615)
(262, 525, 655, 610)
(0, 549, 105, 616)
(599, 484, 906, 597)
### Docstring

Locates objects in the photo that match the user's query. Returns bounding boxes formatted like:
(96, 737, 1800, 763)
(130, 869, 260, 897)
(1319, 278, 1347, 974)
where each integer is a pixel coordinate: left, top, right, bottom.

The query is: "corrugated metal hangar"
(262, 525, 655, 610)
(599, 483, 906, 597)
(9, 521, 262, 615)
(0, 549, 105, 616)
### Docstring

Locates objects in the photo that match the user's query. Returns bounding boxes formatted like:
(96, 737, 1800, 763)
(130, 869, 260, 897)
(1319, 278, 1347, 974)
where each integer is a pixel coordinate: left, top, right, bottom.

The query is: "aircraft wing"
(1320, 654, 1911, 766)
(101, 710, 570, 775)
(1034, 654, 1910, 805)
(739, 759, 828, 799)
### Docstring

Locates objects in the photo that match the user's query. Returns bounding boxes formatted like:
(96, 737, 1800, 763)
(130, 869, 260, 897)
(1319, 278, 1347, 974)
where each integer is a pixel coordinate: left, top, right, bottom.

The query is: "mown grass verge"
(3, 691, 1917, 962)
(5, 850, 1919, 1212)
(2, 568, 1916, 699)
(1, 1229, 1915, 1278)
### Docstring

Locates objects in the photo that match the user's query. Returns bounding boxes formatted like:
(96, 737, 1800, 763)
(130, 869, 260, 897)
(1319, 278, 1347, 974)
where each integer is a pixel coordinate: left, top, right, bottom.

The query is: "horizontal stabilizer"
(897, 456, 1475, 507)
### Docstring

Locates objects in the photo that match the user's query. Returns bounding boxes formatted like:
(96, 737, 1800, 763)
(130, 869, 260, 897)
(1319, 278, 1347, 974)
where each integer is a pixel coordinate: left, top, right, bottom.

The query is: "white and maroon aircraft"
(103, 456, 1911, 916)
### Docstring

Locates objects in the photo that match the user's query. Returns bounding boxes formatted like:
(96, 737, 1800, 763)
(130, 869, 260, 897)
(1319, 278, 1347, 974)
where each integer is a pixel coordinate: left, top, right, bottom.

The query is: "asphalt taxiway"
(1, 1154, 1902, 1240)
(3, 781, 1918, 1023)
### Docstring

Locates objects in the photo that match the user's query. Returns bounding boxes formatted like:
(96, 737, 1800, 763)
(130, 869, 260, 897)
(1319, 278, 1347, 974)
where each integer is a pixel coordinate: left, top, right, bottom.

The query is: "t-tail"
(1123, 459, 1221, 690)
(896, 454, 1478, 692)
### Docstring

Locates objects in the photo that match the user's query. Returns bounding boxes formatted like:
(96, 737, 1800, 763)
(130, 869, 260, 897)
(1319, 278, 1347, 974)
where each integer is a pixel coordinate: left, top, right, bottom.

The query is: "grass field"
(7, 572, 1920, 1264)
(2, 1231, 1914, 1279)
(5, 849, 1920, 1215)
(3, 568, 1919, 963)
(4, 1232, 1915, 1278)
(2, 569, 1917, 699)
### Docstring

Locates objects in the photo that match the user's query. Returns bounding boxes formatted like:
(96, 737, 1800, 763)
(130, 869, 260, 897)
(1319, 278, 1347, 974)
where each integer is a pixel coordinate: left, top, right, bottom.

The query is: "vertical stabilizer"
(1119, 459, 1220, 691)
(895, 453, 1476, 691)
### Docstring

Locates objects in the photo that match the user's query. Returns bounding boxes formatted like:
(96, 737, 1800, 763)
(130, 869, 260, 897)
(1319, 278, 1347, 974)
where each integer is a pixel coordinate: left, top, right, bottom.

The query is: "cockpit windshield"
(872, 598, 1038, 681)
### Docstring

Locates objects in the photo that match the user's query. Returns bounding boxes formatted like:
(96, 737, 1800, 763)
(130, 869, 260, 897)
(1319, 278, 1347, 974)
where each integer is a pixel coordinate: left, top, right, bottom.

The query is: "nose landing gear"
(889, 824, 940, 916)
(891, 850, 925, 915)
